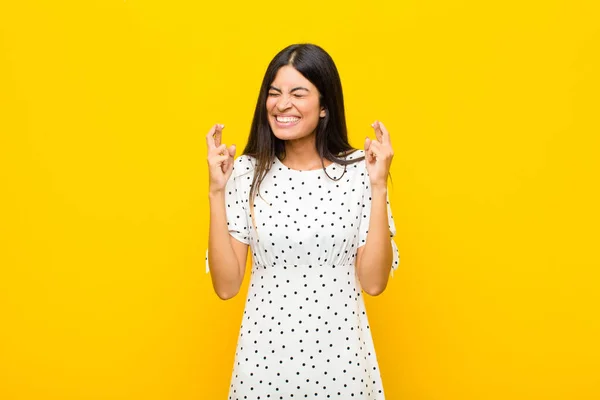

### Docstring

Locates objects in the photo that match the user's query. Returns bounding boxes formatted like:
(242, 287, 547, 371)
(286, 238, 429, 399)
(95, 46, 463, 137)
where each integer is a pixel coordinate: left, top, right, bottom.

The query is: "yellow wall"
(1, 1, 599, 399)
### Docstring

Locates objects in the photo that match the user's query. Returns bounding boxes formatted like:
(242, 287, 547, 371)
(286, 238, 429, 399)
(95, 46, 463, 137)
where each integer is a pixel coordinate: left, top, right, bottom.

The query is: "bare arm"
(356, 120, 395, 296)
(356, 186, 393, 296)
(205, 123, 249, 300)
(208, 190, 248, 300)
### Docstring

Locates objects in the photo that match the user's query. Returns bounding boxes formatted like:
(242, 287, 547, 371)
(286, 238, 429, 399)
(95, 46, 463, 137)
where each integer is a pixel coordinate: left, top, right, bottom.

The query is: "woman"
(206, 43, 400, 399)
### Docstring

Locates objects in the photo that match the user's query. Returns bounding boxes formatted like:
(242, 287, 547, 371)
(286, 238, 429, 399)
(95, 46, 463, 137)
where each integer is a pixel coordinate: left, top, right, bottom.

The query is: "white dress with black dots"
(207, 149, 400, 399)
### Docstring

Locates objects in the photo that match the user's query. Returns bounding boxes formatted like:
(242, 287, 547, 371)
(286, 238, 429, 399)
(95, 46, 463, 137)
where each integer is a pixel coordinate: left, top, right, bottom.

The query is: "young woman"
(206, 43, 400, 399)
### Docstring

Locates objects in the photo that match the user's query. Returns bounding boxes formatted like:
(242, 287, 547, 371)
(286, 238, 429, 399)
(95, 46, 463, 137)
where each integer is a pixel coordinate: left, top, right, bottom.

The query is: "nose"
(276, 94, 292, 111)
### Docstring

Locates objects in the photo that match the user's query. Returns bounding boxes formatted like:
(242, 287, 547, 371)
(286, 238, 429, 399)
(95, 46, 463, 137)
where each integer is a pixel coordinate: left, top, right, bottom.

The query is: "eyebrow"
(268, 86, 310, 93)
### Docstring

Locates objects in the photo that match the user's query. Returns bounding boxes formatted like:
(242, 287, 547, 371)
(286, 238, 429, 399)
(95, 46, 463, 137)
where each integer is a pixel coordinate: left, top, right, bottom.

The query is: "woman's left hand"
(364, 120, 394, 188)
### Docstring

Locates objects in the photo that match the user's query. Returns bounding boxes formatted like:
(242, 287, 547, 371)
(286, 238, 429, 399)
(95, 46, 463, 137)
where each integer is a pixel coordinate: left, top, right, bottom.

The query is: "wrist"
(208, 188, 225, 199)
(370, 184, 388, 195)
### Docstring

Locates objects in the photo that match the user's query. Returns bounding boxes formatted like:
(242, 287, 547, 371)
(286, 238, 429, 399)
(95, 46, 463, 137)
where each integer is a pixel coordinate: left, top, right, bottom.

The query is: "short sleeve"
(205, 156, 253, 273)
(224, 160, 251, 245)
(357, 167, 401, 275)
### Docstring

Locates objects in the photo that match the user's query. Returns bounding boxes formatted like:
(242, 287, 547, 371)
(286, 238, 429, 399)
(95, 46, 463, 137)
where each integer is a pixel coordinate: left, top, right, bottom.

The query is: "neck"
(281, 133, 332, 170)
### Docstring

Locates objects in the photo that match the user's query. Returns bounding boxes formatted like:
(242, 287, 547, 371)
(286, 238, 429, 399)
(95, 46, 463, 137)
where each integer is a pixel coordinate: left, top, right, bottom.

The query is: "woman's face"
(266, 65, 326, 142)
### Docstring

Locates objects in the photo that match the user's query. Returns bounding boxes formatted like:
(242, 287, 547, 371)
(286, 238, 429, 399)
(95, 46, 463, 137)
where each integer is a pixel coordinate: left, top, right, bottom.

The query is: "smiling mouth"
(273, 115, 301, 128)
(275, 115, 301, 123)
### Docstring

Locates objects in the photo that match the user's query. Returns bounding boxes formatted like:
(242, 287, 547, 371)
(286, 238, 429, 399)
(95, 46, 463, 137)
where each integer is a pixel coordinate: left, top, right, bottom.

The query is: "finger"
(369, 140, 382, 158)
(371, 121, 383, 143)
(214, 124, 224, 147)
(221, 152, 235, 173)
(378, 121, 392, 146)
(227, 144, 236, 158)
(365, 138, 379, 162)
(210, 154, 229, 166)
(205, 124, 218, 150)
(211, 143, 227, 156)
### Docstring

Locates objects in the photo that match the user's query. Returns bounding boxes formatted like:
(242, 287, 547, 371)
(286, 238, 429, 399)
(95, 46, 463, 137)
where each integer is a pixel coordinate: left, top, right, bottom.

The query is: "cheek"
(306, 98, 321, 113)
(265, 99, 275, 110)
(300, 102, 321, 119)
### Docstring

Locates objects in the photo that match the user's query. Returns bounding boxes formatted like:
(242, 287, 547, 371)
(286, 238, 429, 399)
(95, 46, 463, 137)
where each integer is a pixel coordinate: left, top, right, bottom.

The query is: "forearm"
(357, 185, 393, 295)
(208, 190, 243, 298)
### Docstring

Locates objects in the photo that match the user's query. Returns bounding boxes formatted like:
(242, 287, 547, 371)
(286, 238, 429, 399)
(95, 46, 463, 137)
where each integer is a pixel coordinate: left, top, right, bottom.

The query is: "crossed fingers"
(365, 121, 393, 161)
(206, 123, 224, 151)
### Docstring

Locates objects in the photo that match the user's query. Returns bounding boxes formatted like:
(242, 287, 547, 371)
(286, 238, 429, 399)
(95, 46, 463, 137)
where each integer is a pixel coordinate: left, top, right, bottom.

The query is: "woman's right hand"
(206, 124, 236, 194)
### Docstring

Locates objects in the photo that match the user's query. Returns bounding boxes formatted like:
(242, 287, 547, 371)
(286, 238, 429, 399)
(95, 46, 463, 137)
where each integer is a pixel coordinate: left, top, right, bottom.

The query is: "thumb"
(364, 137, 371, 152)
(228, 144, 236, 158)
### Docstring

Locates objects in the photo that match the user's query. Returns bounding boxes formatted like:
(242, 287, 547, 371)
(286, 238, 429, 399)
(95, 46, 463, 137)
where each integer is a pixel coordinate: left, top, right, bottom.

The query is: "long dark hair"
(243, 43, 364, 207)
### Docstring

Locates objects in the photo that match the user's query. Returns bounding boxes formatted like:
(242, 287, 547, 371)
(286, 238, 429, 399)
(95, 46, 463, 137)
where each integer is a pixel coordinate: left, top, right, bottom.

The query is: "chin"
(271, 129, 310, 142)
(269, 123, 317, 142)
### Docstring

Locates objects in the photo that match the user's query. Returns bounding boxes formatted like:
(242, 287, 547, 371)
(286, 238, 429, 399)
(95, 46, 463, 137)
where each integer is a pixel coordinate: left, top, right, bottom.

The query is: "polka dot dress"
(207, 149, 400, 399)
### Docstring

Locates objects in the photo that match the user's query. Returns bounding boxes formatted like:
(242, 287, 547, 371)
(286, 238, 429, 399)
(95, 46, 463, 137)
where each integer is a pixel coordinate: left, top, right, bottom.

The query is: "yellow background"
(1, 0, 599, 399)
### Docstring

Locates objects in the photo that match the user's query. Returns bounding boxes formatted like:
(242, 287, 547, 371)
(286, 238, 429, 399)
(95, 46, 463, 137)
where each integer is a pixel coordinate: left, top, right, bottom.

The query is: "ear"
(320, 107, 327, 118)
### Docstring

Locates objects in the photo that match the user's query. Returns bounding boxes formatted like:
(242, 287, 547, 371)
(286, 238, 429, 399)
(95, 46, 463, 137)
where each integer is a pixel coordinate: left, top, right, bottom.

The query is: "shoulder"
(341, 150, 371, 187)
(342, 149, 366, 162)
(232, 155, 256, 178)
(339, 149, 367, 172)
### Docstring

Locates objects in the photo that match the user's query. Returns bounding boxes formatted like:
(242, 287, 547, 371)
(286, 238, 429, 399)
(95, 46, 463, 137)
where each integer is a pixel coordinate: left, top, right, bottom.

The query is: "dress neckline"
(273, 156, 339, 173)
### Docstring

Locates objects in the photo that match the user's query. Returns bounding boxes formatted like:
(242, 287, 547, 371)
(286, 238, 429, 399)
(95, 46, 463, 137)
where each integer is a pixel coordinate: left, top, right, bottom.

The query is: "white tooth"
(277, 116, 299, 122)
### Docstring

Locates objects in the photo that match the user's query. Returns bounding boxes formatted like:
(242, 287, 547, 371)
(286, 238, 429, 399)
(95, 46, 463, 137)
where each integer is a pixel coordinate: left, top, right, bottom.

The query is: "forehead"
(270, 65, 317, 90)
